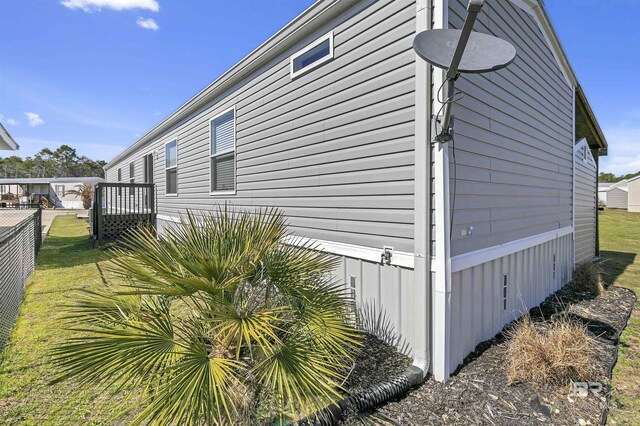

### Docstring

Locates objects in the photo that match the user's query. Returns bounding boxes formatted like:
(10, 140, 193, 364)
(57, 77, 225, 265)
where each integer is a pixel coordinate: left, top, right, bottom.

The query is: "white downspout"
(432, 0, 452, 382)
(412, 0, 432, 376)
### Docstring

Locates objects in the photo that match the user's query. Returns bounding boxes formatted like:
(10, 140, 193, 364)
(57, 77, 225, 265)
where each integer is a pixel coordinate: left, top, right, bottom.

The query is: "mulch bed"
(363, 285, 636, 426)
(345, 334, 413, 393)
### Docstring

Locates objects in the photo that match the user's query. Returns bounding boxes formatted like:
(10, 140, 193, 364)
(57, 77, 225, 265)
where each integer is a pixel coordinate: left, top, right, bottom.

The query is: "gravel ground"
(348, 285, 636, 426)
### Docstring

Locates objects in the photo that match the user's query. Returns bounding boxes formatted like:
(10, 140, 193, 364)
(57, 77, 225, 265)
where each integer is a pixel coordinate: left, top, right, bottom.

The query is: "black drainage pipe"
(297, 365, 424, 425)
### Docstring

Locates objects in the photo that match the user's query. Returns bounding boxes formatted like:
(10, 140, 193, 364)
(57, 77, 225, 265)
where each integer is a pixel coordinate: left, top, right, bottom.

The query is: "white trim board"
(155, 214, 415, 268)
(447, 226, 574, 273)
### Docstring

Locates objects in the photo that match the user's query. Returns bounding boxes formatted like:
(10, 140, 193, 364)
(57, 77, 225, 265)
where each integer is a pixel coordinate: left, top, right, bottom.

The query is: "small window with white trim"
(129, 161, 135, 183)
(210, 108, 236, 194)
(165, 139, 178, 195)
(54, 185, 65, 197)
(290, 32, 334, 78)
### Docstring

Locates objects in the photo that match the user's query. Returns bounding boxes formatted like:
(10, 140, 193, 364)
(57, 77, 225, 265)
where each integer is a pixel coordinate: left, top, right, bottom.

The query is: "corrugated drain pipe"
(296, 365, 425, 425)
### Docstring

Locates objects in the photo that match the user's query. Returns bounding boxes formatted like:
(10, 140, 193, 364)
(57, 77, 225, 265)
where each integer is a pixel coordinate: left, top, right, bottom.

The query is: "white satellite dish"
(413, 0, 517, 142)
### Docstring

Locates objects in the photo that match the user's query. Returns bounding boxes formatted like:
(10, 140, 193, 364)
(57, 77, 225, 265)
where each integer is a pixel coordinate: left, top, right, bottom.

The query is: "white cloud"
(599, 117, 640, 176)
(136, 17, 159, 31)
(0, 114, 19, 126)
(24, 112, 45, 127)
(60, 0, 159, 13)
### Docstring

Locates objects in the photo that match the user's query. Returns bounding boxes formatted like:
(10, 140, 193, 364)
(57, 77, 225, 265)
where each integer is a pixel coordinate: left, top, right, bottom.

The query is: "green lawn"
(599, 209, 640, 425)
(1, 211, 639, 424)
(0, 216, 137, 425)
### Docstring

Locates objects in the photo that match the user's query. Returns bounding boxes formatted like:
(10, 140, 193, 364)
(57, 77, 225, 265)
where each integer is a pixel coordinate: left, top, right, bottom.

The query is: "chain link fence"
(0, 206, 42, 349)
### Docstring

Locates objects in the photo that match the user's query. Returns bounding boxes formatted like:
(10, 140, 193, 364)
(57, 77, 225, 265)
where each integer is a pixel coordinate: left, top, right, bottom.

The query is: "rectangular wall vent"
(349, 275, 357, 300)
(503, 274, 508, 310)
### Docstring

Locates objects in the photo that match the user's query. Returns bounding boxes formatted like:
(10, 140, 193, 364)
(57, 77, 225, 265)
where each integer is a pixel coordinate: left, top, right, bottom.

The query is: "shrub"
(52, 207, 361, 424)
(505, 314, 594, 386)
(65, 184, 93, 209)
(570, 262, 604, 295)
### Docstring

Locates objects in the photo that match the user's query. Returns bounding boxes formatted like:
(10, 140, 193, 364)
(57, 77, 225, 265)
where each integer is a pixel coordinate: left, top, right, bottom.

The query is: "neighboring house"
(600, 180, 628, 209)
(627, 176, 640, 213)
(104, 0, 607, 381)
(597, 182, 614, 205)
(0, 177, 104, 209)
(0, 123, 19, 151)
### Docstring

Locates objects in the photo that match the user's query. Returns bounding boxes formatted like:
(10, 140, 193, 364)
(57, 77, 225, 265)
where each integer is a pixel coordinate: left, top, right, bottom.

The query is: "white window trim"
(209, 106, 237, 196)
(142, 148, 158, 184)
(165, 139, 178, 196)
(129, 161, 135, 183)
(55, 185, 65, 197)
(289, 31, 334, 79)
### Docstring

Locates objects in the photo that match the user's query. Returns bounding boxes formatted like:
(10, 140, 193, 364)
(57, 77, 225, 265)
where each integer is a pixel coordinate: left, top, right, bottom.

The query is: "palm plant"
(53, 206, 361, 424)
(65, 183, 93, 209)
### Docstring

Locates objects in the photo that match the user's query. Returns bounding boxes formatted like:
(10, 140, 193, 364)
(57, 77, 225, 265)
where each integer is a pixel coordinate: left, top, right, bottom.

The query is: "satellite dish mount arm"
(436, 0, 485, 142)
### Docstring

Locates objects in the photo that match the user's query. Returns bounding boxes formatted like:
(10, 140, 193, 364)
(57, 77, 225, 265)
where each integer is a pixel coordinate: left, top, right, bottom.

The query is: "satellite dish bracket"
(437, 0, 485, 142)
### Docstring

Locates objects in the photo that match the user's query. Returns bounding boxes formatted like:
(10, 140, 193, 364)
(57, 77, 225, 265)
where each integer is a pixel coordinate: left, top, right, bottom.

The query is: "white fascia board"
(436, 226, 575, 274)
(0, 124, 19, 151)
(105, 0, 358, 170)
(508, 0, 576, 87)
(156, 214, 414, 268)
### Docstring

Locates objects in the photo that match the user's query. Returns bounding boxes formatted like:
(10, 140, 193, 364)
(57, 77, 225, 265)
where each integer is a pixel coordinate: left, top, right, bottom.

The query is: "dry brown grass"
(570, 262, 605, 296)
(505, 314, 594, 386)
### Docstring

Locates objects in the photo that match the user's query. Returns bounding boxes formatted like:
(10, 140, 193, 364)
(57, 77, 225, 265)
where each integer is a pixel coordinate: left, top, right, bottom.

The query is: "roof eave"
(531, 1, 608, 155)
(0, 124, 19, 151)
(575, 85, 608, 155)
(105, 0, 357, 169)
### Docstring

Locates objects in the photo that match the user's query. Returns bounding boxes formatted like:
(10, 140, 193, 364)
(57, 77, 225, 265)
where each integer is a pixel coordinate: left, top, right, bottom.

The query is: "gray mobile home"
(0, 177, 104, 209)
(105, 0, 607, 381)
(601, 180, 629, 209)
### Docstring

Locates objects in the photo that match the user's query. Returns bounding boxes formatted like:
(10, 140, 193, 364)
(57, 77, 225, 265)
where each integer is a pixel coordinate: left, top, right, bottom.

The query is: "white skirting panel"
(332, 256, 419, 358)
(448, 233, 573, 374)
(157, 218, 423, 360)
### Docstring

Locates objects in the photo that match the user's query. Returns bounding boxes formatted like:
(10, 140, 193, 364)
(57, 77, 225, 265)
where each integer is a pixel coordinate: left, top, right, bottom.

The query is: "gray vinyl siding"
(105, 0, 416, 252)
(607, 188, 628, 209)
(574, 144, 597, 263)
(447, 0, 574, 257)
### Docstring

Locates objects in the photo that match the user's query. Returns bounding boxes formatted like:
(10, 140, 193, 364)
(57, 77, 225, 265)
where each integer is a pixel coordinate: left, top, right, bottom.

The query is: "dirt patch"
(361, 286, 636, 426)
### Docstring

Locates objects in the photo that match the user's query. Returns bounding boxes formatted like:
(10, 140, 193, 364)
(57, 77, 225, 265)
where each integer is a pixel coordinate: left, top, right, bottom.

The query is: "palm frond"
(255, 335, 346, 420)
(52, 296, 178, 389)
(130, 320, 243, 426)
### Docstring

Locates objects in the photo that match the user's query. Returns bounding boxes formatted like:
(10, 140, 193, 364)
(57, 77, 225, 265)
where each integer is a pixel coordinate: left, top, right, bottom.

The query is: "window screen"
(211, 110, 235, 192)
(55, 185, 65, 197)
(165, 140, 177, 194)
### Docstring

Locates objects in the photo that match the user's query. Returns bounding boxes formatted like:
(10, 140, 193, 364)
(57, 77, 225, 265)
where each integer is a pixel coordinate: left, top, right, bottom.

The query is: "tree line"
(0, 145, 106, 179)
(599, 171, 640, 183)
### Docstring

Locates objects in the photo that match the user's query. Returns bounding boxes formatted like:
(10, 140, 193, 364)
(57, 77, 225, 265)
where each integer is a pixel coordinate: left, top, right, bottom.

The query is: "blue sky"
(0, 0, 638, 175)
